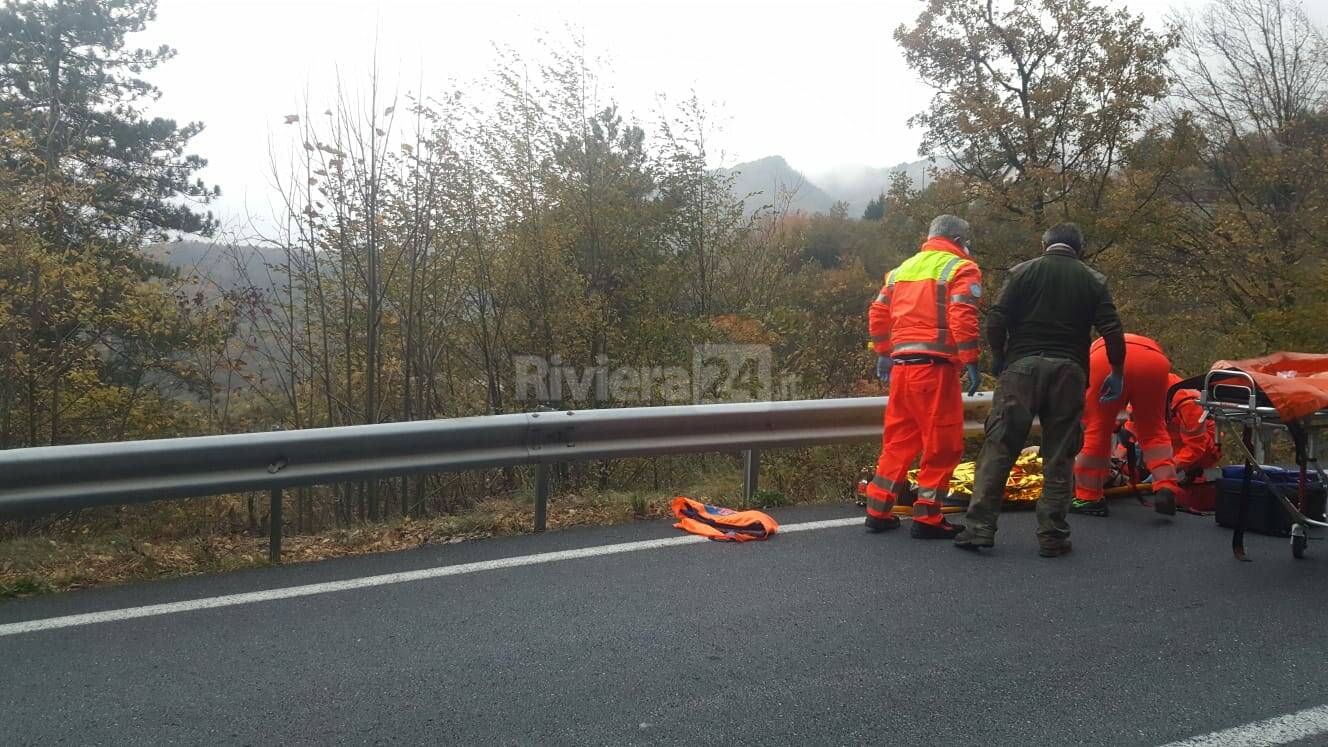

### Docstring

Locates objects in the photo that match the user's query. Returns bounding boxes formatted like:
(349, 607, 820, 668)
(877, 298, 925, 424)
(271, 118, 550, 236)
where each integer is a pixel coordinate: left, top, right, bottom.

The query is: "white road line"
(1160, 704, 1328, 746)
(0, 516, 862, 638)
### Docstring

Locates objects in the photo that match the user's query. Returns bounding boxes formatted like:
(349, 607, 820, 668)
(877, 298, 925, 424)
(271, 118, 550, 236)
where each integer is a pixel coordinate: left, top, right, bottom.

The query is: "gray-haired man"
(864, 214, 983, 538)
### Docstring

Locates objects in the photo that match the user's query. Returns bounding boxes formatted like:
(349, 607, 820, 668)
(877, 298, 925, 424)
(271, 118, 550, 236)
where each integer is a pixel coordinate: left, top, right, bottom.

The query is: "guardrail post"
(530, 404, 556, 533)
(534, 463, 550, 532)
(743, 449, 760, 505)
(269, 487, 283, 564)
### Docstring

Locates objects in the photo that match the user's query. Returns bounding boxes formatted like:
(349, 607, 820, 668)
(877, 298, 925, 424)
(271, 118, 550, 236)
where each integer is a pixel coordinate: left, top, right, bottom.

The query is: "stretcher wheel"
(1292, 525, 1308, 559)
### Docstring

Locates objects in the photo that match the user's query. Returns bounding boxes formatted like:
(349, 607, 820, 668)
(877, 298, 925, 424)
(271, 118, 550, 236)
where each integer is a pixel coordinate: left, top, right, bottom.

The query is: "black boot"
(911, 518, 964, 540)
(1153, 488, 1177, 516)
(865, 514, 902, 533)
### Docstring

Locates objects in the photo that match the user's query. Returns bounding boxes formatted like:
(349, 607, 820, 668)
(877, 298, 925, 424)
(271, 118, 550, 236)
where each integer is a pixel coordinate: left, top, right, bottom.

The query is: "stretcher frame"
(1200, 369, 1328, 559)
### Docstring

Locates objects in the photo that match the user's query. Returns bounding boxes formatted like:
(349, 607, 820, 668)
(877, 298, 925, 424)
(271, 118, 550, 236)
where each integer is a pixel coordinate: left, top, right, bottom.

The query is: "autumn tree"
(0, 140, 236, 447)
(655, 93, 753, 317)
(894, 0, 1176, 267)
(1150, 0, 1328, 351)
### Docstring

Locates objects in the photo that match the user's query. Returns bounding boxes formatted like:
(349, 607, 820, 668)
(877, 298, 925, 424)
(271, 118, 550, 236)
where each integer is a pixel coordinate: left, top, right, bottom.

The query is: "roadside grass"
(0, 496, 673, 600)
(0, 499, 589, 599)
(0, 448, 865, 599)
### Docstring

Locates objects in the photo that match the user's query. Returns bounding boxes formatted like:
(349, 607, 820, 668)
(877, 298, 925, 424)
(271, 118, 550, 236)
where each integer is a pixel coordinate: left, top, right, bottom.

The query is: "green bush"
(749, 489, 793, 509)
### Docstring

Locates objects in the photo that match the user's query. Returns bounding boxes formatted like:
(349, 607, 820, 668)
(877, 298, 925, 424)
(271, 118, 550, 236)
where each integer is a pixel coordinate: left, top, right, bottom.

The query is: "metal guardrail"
(0, 394, 995, 561)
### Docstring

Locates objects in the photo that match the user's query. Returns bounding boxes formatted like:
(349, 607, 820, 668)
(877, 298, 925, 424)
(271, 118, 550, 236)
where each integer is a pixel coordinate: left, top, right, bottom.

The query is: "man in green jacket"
(954, 223, 1126, 557)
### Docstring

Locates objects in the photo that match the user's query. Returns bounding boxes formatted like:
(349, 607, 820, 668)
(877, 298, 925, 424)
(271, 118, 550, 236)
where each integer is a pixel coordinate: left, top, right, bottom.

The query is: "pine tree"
(862, 193, 885, 221)
(0, 0, 231, 447)
(0, 0, 217, 246)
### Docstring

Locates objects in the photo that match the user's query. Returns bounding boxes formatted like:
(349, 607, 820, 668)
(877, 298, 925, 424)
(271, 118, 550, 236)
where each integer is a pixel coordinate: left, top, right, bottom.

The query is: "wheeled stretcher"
(1183, 354, 1328, 560)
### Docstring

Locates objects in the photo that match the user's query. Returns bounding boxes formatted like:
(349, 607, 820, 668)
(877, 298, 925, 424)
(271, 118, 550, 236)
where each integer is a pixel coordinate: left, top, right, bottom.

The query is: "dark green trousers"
(965, 355, 1086, 540)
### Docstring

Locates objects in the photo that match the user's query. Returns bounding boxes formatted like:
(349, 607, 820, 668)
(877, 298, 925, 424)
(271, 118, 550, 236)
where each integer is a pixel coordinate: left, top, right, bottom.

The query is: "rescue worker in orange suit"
(1072, 333, 1181, 517)
(1166, 374, 1221, 488)
(863, 214, 983, 539)
(1116, 374, 1220, 506)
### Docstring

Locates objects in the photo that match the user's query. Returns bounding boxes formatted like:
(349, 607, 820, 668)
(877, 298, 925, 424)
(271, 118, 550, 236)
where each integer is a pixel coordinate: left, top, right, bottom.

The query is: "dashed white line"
(1160, 703, 1328, 746)
(0, 516, 862, 638)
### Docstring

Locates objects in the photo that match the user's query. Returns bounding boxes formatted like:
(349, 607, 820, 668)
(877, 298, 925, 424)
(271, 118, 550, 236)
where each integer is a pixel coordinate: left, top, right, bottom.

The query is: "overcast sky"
(134, 0, 1324, 235)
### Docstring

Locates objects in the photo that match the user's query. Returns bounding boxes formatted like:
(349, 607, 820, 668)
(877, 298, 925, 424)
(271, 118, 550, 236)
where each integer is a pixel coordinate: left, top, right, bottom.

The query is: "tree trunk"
(42, 14, 64, 248)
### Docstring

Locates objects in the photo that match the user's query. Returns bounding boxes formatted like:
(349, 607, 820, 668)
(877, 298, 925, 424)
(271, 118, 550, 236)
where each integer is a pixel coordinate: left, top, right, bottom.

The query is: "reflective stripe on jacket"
(869, 237, 982, 364)
(1118, 378, 1221, 477)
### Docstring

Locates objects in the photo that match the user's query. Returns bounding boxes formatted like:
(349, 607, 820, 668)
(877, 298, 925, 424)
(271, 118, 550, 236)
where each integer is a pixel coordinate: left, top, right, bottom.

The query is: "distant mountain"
(717, 155, 839, 216)
(720, 155, 943, 217)
(145, 240, 287, 293)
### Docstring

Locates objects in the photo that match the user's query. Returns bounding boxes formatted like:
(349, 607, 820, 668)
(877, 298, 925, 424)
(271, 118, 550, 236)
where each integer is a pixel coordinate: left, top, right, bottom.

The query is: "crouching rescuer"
(1071, 334, 1184, 517)
(863, 214, 983, 539)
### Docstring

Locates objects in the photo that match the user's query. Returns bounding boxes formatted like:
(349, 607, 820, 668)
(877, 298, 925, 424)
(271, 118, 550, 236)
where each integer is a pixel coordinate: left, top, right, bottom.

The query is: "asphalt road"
(3, 501, 1328, 746)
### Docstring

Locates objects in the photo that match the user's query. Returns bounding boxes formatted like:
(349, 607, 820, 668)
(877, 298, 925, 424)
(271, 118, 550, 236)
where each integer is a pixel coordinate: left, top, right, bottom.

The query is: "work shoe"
(953, 527, 995, 551)
(865, 514, 902, 533)
(1153, 488, 1177, 517)
(911, 518, 964, 540)
(1038, 539, 1073, 558)
(1070, 498, 1109, 517)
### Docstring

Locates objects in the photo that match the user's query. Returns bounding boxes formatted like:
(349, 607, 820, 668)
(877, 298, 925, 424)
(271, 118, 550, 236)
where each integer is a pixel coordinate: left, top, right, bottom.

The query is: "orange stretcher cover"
(1210, 352, 1328, 422)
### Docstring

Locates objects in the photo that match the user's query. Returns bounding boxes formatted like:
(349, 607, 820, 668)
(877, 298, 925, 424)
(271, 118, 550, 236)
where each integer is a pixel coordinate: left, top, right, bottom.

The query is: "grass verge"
(0, 466, 828, 599)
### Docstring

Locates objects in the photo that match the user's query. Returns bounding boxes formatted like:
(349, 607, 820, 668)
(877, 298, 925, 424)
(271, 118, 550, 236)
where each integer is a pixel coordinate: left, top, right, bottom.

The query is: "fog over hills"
(809, 159, 937, 215)
(721, 155, 942, 217)
(145, 240, 287, 293)
(148, 155, 945, 286)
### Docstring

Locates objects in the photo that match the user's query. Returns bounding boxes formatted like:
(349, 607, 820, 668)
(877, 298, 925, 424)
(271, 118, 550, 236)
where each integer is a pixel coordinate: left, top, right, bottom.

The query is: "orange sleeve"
(868, 273, 893, 356)
(1172, 397, 1214, 470)
(946, 260, 983, 364)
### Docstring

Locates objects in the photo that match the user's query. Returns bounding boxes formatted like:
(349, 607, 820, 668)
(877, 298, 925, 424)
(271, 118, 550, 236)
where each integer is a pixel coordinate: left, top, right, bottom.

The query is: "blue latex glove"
(876, 355, 893, 384)
(1099, 371, 1125, 403)
(964, 363, 981, 397)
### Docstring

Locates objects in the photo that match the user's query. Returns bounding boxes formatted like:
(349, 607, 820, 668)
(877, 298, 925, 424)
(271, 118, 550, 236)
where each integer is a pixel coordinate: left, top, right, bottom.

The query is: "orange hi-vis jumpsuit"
(1116, 375, 1221, 492)
(1165, 374, 1221, 479)
(864, 237, 982, 525)
(1075, 333, 1181, 503)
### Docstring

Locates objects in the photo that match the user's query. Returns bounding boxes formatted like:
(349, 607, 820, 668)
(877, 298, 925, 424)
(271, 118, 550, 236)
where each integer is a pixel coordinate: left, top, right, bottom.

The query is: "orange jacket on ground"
(869, 237, 982, 364)
(671, 497, 778, 541)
